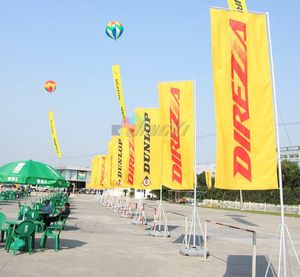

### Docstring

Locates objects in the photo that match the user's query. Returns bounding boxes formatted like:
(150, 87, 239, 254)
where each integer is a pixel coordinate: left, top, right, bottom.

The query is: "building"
(280, 146, 300, 167)
(55, 166, 91, 190)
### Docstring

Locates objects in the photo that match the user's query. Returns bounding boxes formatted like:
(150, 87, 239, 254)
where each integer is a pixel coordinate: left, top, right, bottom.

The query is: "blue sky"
(1, 0, 299, 168)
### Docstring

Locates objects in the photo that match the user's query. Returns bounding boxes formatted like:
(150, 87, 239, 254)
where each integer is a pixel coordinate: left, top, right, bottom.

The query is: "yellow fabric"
(112, 64, 127, 119)
(89, 155, 101, 189)
(227, 0, 248, 12)
(158, 81, 194, 190)
(103, 141, 113, 189)
(110, 135, 128, 188)
(134, 108, 162, 190)
(211, 9, 278, 190)
(205, 170, 212, 189)
(119, 127, 130, 188)
(48, 111, 62, 159)
(127, 127, 135, 188)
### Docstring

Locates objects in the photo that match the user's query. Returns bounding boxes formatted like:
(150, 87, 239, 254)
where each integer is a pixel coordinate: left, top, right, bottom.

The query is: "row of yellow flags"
(88, 81, 195, 190)
(88, 7, 279, 192)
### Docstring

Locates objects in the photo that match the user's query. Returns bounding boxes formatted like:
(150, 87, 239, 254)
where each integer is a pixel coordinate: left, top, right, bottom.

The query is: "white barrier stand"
(132, 199, 147, 225)
(120, 197, 131, 218)
(151, 188, 170, 238)
(113, 197, 121, 213)
(204, 220, 256, 277)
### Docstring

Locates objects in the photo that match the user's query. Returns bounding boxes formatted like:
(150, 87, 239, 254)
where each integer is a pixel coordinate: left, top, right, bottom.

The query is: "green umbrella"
(0, 160, 69, 188)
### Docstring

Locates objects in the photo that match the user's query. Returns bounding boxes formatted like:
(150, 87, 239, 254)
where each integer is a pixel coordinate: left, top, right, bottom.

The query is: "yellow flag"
(99, 155, 106, 188)
(103, 141, 113, 189)
(159, 81, 194, 190)
(211, 9, 278, 190)
(119, 127, 130, 187)
(89, 155, 101, 189)
(227, 0, 248, 12)
(205, 170, 212, 189)
(127, 126, 135, 187)
(110, 135, 128, 188)
(134, 108, 162, 190)
(48, 111, 62, 159)
(112, 64, 127, 119)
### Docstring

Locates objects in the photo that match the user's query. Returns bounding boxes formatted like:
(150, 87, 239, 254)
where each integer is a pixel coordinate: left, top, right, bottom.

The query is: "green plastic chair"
(18, 205, 31, 220)
(33, 203, 43, 210)
(27, 210, 44, 232)
(6, 221, 35, 255)
(40, 219, 66, 252)
(0, 212, 9, 243)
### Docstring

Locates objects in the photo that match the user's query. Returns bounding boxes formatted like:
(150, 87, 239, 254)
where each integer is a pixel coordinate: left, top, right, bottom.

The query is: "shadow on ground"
(173, 234, 208, 244)
(223, 255, 277, 277)
(145, 225, 180, 232)
(65, 225, 80, 231)
(36, 238, 87, 251)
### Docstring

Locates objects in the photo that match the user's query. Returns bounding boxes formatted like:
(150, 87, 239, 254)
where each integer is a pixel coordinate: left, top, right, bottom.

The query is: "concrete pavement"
(0, 195, 299, 277)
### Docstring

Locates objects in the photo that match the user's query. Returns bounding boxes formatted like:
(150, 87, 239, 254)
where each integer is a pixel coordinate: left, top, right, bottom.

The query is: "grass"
(201, 205, 300, 218)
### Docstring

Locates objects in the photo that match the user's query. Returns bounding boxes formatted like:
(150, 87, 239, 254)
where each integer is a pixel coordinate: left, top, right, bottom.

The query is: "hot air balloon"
(105, 21, 124, 40)
(44, 80, 56, 93)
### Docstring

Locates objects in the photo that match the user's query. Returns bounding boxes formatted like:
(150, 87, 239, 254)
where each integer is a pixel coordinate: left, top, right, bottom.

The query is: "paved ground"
(0, 195, 299, 277)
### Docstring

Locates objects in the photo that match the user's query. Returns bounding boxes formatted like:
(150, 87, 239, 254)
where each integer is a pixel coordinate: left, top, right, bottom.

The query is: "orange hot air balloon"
(44, 80, 56, 93)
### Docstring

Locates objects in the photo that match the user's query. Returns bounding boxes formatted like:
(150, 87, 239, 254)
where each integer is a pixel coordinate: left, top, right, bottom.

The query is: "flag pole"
(265, 12, 300, 277)
(151, 184, 169, 237)
(179, 80, 206, 257)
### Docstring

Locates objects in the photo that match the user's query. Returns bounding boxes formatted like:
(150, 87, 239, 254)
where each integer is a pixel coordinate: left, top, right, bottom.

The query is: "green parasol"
(0, 160, 69, 188)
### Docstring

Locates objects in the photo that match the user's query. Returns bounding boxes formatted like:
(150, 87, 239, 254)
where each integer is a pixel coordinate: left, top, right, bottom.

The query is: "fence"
(201, 199, 300, 215)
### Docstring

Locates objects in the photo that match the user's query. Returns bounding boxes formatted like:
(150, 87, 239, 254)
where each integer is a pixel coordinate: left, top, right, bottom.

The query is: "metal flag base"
(151, 201, 170, 238)
(179, 205, 208, 258)
(179, 246, 207, 257)
(265, 224, 300, 277)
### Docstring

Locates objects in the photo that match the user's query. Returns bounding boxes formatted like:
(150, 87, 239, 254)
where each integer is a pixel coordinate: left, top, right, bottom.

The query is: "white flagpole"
(179, 80, 206, 257)
(265, 12, 300, 277)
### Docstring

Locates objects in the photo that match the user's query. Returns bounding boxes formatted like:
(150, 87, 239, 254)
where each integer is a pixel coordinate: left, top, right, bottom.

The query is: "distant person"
(45, 202, 71, 227)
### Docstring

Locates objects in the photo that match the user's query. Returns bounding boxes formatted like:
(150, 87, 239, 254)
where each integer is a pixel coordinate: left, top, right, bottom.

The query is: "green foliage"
(150, 161, 300, 205)
(201, 161, 300, 205)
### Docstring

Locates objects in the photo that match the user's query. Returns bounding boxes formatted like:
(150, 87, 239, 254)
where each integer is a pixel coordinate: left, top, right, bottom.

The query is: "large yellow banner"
(227, 0, 248, 12)
(159, 81, 194, 190)
(127, 126, 135, 188)
(99, 155, 106, 188)
(103, 141, 113, 189)
(134, 108, 162, 190)
(89, 155, 101, 189)
(211, 9, 278, 190)
(112, 64, 127, 120)
(110, 134, 129, 188)
(48, 111, 62, 159)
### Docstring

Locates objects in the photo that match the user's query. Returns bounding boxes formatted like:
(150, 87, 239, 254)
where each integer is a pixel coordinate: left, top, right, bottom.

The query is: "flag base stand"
(179, 205, 207, 258)
(132, 199, 147, 225)
(151, 201, 170, 238)
(179, 246, 207, 257)
(265, 224, 300, 276)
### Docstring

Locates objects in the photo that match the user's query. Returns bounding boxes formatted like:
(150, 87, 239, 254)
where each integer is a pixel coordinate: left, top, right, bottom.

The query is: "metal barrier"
(204, 219, 257, 277)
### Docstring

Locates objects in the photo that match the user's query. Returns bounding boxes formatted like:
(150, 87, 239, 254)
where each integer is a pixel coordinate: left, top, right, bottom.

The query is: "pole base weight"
(151, 230, 170, 238)
(179, 246, 208, 257)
